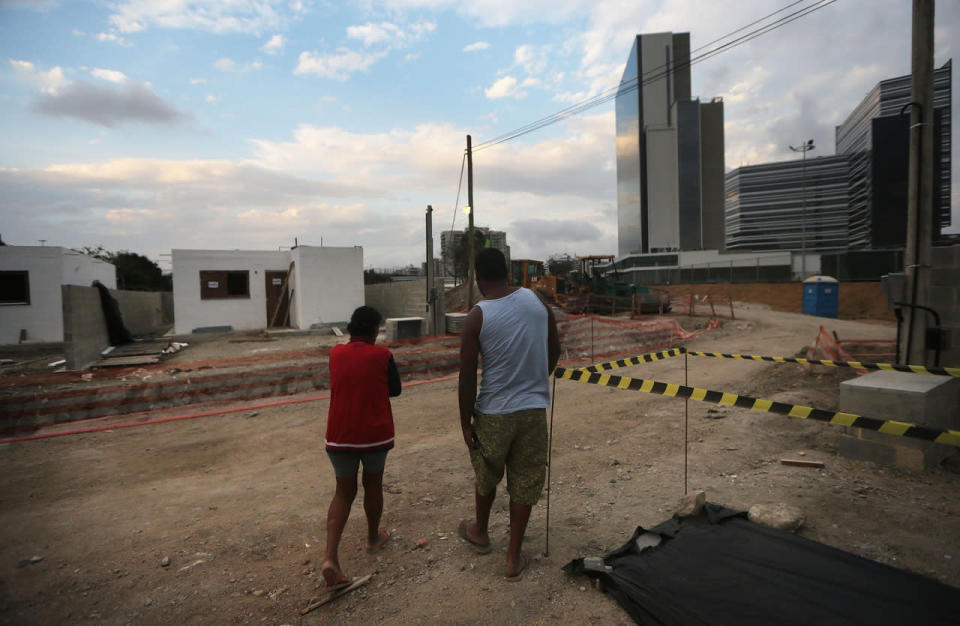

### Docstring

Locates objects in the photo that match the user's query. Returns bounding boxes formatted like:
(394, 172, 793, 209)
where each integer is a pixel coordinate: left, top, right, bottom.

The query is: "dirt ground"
(1, 305, 958, 625)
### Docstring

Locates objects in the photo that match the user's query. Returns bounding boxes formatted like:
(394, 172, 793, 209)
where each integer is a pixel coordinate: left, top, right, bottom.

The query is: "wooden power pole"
(466, 135, 475, 309)
(902, 0, 935, 365)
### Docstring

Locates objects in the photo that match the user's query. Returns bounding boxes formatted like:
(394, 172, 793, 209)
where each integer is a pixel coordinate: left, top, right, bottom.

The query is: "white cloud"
(214, 58, 262, 72)
(96, 31, 131, 46)
(205, 94, 220, 103)
(72, 28, 85, 36)
(9, 59, 67, 94)
(463, 41, 490, 52)
(294, 49, 385, 80)
(346, 20, 436, 47)
(485, 75, 522, 99)
(261, 34, 286, 54)
(189, 78, 207, 85)
(91, 68, 129, 84)
(106, 0, 298, 35)
(514, 44, 550, 75)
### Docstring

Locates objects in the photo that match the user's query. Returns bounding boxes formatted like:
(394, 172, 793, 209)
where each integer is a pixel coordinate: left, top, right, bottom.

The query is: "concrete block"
(62, 285, 110, 370)
(385, 317, 423, 341)
(839, 371, 960, 430)
(931, 267, 960, 287)
(838, 433, 953, 471)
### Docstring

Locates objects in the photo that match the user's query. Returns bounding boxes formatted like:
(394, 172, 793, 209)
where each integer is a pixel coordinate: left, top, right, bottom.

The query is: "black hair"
(475, 248, 508, 281)
(347, 305, 382, 337)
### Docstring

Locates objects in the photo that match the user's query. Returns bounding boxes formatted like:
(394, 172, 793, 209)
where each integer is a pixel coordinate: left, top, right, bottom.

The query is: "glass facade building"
(615, 32, 725, 258)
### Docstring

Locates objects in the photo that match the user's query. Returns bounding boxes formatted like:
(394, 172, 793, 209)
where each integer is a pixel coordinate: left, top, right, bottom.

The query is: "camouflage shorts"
(470, 408, 548, 506)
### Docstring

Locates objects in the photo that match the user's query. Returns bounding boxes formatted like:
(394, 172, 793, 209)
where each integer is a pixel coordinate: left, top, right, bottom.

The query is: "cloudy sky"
(1, 0, 958, 270)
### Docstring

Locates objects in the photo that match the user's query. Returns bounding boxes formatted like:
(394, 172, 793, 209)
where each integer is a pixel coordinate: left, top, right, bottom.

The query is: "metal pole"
(544, 374, 557, 557)
(684, 350, 689, 495)
(425, 205, 435, 335)
(466, 135, 475, 309)
(801, 147, 807, 279)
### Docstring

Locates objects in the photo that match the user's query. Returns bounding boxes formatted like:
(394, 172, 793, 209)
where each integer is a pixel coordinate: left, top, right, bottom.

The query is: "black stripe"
(675, 385, 694, 399)
(703, 390, 724, 403)
(650, 381, 668, 395)
(627, 378, 645, 391)
(767, 402, 794, 416)
(734, 396, 755, 409)
(903, 425, 940, 442)
(806, 409, 836, 423)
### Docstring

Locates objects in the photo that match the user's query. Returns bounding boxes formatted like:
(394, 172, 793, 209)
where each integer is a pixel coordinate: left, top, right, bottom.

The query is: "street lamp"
(790, 139, 815, 279)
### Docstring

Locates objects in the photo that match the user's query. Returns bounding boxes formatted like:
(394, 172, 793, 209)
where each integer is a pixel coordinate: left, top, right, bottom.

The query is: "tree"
(75, 247, 171, 291)
(364, 269, 393, 284)
(548, 258, 575, 277)
(452, 230, 488, 283)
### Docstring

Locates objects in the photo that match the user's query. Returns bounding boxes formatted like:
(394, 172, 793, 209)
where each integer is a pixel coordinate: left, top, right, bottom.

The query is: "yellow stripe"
(877, 364, 896, 372)
(751, 355, 764, 361)
(788, 405, 813, 418)
(752, 399, 772, 413)
(608, 361, 619, 370)
(561, 369, 574, 379)
(847, 362, 863, 369)
(908, 365, 928, 374)
(663, 384, 679, 397)
(617, 377, 631, 390)
(718, 393, 738, 406)
(732, 354, 744, 360)
(821, 359, 835, 367)
(877, 420, 913, 436)
(796, 358, 809, 365)
(935, 431, 960, 446)
(830, 412, 859, 427)
(691, 388, 707, 402)
(773, 357, 786, 363)
(946, 367, 960, 377)
(597, 374, 611, 387)
(640, 379, 654, 393)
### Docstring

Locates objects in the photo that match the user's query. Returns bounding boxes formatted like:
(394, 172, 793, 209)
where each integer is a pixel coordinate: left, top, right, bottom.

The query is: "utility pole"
(902, 0, 935, 365)
(466, 134, 475, 309)
(790, 139, 815, 279)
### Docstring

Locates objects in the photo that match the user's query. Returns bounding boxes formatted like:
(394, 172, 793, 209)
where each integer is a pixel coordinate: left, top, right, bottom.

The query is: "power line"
(472, 0, 837, 152)
(449, 152, 466, 233)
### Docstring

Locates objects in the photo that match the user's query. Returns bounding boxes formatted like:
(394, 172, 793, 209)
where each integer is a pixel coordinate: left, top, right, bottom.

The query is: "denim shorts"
(327, 449, 389, 477)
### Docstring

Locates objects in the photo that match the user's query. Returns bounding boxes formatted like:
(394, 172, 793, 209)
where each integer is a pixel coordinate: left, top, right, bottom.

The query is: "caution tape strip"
(553, 367, 960, 448)
(686, 351, 960, 377)
(582, 348, 684, 373)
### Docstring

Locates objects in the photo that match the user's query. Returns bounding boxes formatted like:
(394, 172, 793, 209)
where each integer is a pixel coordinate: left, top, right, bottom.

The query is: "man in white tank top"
(457, 248, 560, 581)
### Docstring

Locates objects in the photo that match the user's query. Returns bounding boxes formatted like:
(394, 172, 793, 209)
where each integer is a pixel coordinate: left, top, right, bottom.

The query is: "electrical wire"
(450, 152, 466, 233)
(472, 0, 837, 152)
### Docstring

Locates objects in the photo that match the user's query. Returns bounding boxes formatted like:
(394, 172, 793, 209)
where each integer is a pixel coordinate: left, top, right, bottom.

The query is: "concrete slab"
(839, 370, 960, 430)
(839, 370, 960, 470)
(385, 317, 423, 341)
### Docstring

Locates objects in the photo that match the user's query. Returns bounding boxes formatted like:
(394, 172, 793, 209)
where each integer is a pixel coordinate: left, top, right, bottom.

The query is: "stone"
(748, 503, 804, 532)
(416, 538, 428, 549)
(160, 556, 170, 567)
(675, 490, 706, 517)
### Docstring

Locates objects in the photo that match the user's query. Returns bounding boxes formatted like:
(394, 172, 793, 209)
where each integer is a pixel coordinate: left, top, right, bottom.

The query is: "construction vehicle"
(564, 254, 671, 314)
(509, 259, 557, 300)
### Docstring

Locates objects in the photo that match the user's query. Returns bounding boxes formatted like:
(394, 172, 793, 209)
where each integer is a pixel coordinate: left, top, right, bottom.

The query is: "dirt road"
(1, 307, 957, 624)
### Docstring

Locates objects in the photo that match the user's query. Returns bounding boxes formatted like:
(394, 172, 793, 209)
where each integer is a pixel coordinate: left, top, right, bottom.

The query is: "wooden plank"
(93, 355, 161, 368)
(780, 458, 826, 469)
(300, 574, 372, 614)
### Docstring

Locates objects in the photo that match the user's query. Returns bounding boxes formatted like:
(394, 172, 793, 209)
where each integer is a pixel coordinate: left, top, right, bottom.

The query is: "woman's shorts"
(327, 449, 389, 477)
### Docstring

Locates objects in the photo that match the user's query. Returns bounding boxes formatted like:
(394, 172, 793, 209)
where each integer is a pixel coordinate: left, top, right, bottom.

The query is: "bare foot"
(320, 560, 350, 590)
(458, 519, 492, 554)
(366, 528, 391, 553)
(505, 552, 528, 581)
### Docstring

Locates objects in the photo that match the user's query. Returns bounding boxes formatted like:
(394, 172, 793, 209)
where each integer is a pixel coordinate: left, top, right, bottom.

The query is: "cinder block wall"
(364, 280, 426, 320)
(62, 285, 110, 370)
(112, 290, 172, 336)
(931, 244, 960, 368)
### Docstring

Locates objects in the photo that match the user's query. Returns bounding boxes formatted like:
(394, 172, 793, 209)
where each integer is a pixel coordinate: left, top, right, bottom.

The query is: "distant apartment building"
(439, 227, 509, 279)
(725, 156, 850, 251)
(615, 31, 725, 256)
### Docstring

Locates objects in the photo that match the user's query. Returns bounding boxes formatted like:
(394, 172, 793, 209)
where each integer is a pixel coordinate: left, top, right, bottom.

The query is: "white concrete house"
(172, 246, 363, 334)
(0, 246, 116, 344)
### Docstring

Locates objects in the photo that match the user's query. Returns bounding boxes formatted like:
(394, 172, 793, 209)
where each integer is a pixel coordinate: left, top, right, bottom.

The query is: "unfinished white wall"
(0, 246, 115, 344)
(172, 249, 289, 334)
(292, 246, 363, 327)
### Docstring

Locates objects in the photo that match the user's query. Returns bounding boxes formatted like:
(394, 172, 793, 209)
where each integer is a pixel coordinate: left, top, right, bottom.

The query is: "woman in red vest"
(321, 306, 401, 590)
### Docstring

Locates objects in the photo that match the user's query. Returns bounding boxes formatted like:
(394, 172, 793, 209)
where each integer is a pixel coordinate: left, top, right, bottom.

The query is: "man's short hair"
(347, 305, 382, 337)
(475, 248, 508, 281)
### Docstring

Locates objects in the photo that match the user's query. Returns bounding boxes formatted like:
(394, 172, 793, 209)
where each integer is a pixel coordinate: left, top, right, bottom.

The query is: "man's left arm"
(458, 306, 483, 450)
(539, 296, 561, 373)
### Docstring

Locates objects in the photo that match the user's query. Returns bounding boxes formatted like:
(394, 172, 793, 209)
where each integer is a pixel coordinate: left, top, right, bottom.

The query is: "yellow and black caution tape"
(582, 348, 684, 373)
(686, 351, 960, 378)
(553, 367, 960, 448)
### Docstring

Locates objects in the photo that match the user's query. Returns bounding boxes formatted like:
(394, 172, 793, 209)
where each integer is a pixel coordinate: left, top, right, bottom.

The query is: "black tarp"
(564, 503, 960, 625)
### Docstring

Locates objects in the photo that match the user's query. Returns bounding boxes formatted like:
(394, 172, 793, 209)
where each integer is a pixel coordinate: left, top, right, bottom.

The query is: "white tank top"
(475, 288, 550, 414)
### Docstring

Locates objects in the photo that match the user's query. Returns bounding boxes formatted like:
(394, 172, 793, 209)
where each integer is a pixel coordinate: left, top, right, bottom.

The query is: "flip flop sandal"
(458, 519, 493, 554)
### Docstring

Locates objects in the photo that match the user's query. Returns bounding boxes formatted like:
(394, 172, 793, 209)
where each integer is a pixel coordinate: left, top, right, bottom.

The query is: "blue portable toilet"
(802, 275, 839, 318)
